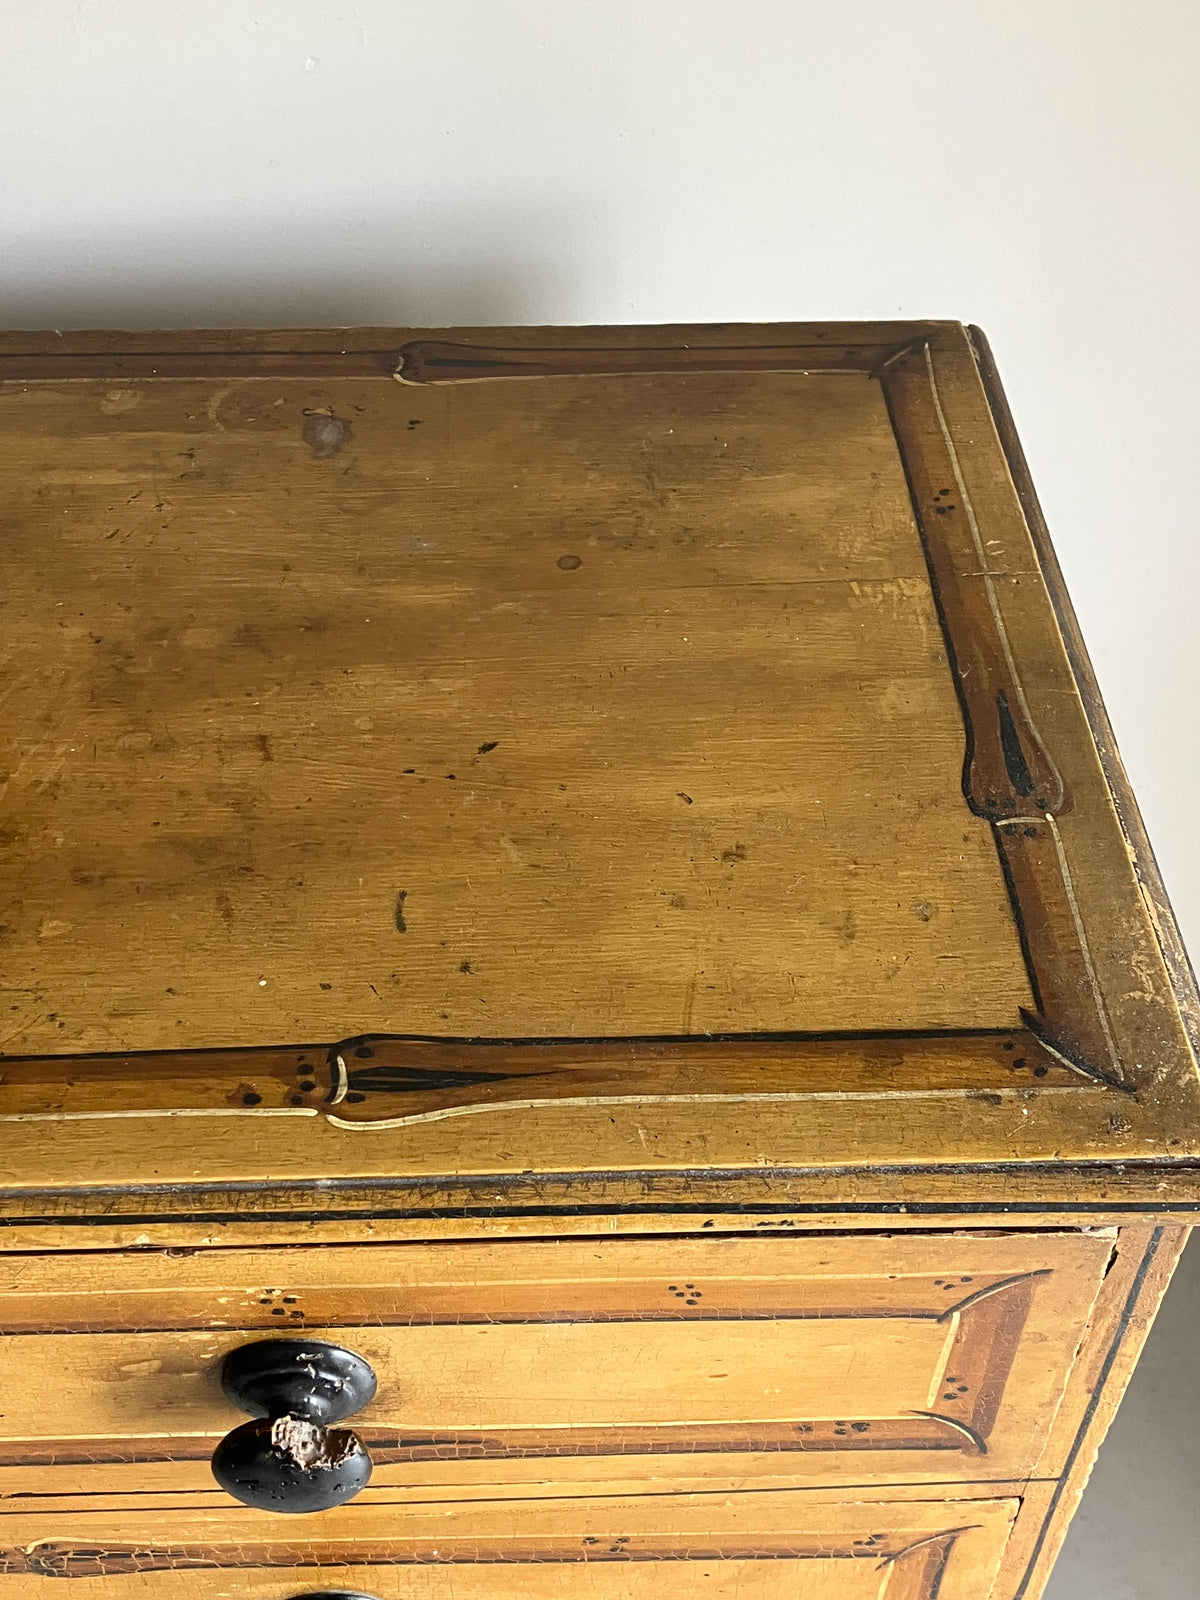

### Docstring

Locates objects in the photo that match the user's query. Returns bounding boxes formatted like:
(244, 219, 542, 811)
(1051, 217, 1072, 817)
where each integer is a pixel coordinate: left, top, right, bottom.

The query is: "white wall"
(3, 5, 1198, 1594)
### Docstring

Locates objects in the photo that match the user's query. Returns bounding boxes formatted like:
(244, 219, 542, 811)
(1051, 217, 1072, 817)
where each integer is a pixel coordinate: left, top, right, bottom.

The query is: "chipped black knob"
(211, 1339, 377, 1514)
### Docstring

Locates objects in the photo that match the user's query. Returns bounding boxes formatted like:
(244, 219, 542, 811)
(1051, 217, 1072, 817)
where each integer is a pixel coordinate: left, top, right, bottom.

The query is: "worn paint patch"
(301, 409, 353, 459)
(99, 388, 142, 415)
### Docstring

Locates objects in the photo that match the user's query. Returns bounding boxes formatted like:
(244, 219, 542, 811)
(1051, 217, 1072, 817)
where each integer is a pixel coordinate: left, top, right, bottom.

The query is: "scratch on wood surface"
(682, 972, 698, 1033)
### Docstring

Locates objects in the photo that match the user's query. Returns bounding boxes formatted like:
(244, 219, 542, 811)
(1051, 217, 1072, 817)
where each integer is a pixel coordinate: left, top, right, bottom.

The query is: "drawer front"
(0, 1231, 1109, 1491)
(0, 1490, 1019, 1598)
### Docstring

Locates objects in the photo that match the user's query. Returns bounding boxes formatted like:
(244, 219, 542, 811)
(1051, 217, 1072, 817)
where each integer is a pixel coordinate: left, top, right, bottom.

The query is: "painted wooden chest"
(0, 321, 1196, 1599)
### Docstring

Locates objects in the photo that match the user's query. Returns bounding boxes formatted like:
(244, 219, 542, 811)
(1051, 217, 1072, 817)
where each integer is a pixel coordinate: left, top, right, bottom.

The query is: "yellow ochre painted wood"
(0, 1489, 1019, 1598)
(2, 321, 1198, 1191)
(0, 1232, 1110, 1490)
(0, 368, 1029, 1051)
(0, 323, 1197, 1600)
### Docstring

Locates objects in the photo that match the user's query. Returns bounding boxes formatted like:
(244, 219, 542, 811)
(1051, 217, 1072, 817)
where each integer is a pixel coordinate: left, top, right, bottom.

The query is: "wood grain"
(0, 1232, 1109, 1486)
(1, 322, 1197, 1600)
(0, 363, 1030, 1053)
(997, 1223, 1189, 1600)
(0, 1168, 1195, 1252)
(0, 1027, 1081, 1123)
(3, 320, 1197, 1191)
(0, 1490, 1019, 1598)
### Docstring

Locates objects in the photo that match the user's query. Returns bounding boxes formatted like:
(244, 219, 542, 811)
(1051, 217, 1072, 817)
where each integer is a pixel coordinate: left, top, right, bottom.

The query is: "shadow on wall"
(0, 199, 587, 329)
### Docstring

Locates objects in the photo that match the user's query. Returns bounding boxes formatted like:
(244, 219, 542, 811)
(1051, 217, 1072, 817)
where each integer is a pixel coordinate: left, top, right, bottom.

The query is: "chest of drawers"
(0, 320, 1196, 1599)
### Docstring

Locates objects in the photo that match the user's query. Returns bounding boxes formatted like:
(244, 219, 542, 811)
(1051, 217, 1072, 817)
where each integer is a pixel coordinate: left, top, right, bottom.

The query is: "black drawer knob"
(289, 1594, 383, 1599)
(211, 1339, 377, 1514)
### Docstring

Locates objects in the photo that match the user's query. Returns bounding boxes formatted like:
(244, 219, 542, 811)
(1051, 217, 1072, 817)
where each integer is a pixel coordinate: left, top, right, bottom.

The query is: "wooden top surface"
(0, 345, 1028, 1050)
(1, 322, 1198, 1197)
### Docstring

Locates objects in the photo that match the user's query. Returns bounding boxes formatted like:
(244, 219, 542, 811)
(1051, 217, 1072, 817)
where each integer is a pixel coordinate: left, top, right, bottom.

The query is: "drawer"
(0, 1488, 1019, 1598)
(0, 1231, 1108, 1494)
